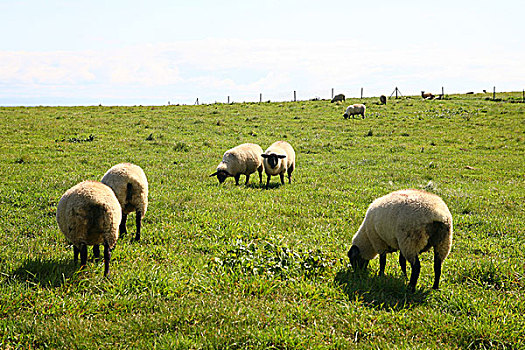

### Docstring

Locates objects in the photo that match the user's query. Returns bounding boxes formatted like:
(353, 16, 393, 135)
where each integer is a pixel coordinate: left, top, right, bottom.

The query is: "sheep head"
(210, 170, 230, 184)
(348, 245, 369, 271)
(261, 153, 286, 169)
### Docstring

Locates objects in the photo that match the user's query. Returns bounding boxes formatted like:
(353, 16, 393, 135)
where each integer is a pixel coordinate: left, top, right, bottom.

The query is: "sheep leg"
(103, 241, 111, 277)
(245, 173, 250, 185)
(379, 253, 386, 276)
(80, 243, 88, 267)
(279, 173, 285, 185)
(399, 253, 407, 278)
(93, 245, 100, 261)
(408, 256, 421, 292)
(234, 174, 241, 185)
(135, 210, 142, 242)
(287, 169, 293, 184)
(74, 246, 80, 264)
(266, 175, 271, 189)
(258, 168, 263, 184)
(119, 212, 128, 235)
(433, 251, 442, 290)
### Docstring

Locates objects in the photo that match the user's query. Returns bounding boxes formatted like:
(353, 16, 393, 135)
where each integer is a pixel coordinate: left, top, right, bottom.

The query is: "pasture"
(0, 92, 524, 349)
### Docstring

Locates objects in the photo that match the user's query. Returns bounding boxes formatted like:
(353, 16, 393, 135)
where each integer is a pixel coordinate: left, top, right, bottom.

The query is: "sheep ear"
(261, 154, 269, 158)
(209, 172, 218, 177)
(277, 155, 286, 159)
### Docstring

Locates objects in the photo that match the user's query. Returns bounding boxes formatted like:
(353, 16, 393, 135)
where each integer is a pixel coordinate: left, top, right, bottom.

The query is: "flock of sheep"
(56, 99, 453, 291)
(56, 163, 148, 276)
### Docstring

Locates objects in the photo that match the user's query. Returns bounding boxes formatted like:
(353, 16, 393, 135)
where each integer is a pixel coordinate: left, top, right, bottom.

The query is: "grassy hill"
(1, 92, 524, 349)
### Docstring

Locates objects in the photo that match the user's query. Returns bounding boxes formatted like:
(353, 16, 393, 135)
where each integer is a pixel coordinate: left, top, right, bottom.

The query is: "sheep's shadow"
(10, 257, 83, 288)
(334, 267, 431, 310)
(246, 182, 284, 190)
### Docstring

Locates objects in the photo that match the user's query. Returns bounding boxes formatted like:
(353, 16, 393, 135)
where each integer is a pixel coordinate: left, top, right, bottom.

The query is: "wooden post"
(493, 86, 496, 100)
(294, 91, 297, 102)
(331, 88, 334, 99)
(260, 93, 262, 103)
(227, 96, 230, 104)
(442, 87, 444, 97)
(389, 87, 403, 99)
(360, 88, 363, 99)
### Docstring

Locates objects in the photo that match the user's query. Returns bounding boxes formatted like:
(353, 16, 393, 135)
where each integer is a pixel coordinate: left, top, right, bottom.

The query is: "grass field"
(1, 92, 524, 349)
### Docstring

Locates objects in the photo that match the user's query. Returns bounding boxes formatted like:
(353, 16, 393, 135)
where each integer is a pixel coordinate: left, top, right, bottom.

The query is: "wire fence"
(186, 86, 524, 106)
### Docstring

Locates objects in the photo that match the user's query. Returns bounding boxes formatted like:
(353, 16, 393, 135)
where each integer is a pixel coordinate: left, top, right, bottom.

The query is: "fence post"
(294, 91, 297, 102)
(331, 88, 334, 99)
(227, 96, 230, 104)
(260, 93, 262, 103)
(493, 86, 496, 100)
(442, 86, 444, 97)
(361, 88, 363, 99)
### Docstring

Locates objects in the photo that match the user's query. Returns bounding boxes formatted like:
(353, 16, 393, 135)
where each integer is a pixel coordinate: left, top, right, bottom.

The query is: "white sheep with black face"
(348, 189, 453, 291)
(56, 180, 122, 276)
(261, 141, 295, 189)
(210, 143, 264, 186)
(343, 104, 366, 119)
(101, 163, 148, 241)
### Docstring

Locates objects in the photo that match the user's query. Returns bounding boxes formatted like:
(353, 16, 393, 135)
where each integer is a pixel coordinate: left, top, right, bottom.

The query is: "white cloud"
(1, 38, 524, 105)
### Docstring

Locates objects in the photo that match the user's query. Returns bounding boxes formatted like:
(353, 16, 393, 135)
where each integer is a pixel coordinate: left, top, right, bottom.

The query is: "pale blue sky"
(1, 0, 523, 105)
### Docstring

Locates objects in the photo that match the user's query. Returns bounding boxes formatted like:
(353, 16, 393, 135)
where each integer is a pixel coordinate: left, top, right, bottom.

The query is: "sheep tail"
(126, 183, 133, 202)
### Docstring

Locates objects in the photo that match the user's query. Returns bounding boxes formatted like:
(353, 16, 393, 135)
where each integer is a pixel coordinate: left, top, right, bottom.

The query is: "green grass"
(1, 92, 524, 349)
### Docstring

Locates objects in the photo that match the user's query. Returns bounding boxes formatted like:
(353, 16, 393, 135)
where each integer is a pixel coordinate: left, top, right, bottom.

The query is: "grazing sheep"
(421, 91, 435, 100)
(379, 95, 387, 105)
(101, 163, 148, 241)
(347, 189, 453, 291)
(343, 104, 366, 119)
(261, 141, 295, 189)
(331, 94, 345, 103)
(56, 181, 122, 276)
(210, 143, 264, 186)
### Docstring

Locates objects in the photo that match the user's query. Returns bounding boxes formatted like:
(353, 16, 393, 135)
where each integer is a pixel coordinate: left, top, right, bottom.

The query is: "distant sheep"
(261, 141, 295, 189)
(331, 94, 345, 103)
(210, 143, 264, 185)
(421, 91, 435, 100)
(379, 95, 387, 105)
(347, 189, 453, 291)
(56, 181, 121, 276)
(101, 163, 148, 241)
(343, 104, 366, 119)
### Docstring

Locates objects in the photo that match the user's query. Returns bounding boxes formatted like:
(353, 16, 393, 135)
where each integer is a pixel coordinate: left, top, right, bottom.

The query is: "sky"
(0, 0, 524, 106)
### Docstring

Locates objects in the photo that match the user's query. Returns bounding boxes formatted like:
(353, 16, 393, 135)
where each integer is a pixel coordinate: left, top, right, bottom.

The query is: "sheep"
(331, 94, 345, 103)
(421, 91, 435, 100)
(101, 163, 148, 241)
(261, 141, 295, 189)
(56, 180, 122, 276)
(343, 104, 366, 119)
(210, 143, 264, 186)
(379, 95, 387, 105)
(347, 189, 453, 291)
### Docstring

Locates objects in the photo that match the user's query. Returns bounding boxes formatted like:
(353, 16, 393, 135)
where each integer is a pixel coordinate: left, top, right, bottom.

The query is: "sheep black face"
(343, 113, 349, 119)
(348, 246, 369, 271)
(210, 170, 230, 184)
(261, 153, 286, 169)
